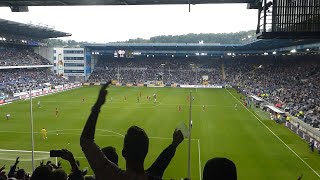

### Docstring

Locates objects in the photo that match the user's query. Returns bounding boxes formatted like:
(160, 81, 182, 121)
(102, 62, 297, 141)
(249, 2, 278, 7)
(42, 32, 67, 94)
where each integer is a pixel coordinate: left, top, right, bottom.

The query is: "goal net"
(0, 149, 57, 173)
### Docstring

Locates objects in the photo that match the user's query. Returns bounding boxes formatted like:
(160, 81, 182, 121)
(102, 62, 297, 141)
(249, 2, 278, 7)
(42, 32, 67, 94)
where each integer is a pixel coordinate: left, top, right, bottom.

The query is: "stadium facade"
(53, 47, 86, 81)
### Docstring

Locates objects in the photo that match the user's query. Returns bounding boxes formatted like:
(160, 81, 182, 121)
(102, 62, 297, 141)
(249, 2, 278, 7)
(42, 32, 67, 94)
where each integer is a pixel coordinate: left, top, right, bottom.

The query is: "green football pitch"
(0, 86, 320, 180)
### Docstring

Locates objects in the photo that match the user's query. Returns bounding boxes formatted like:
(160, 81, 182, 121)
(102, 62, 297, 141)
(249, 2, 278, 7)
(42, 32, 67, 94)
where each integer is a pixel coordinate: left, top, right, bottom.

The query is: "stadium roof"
(0, 0, 258, 7)
(84, 39, 320, 52)
(0, 18, 71, 39)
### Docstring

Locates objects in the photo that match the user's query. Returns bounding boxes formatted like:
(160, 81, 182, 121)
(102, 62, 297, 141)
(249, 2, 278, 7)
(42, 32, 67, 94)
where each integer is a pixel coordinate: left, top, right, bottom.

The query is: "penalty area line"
(226, 89, 320, 178)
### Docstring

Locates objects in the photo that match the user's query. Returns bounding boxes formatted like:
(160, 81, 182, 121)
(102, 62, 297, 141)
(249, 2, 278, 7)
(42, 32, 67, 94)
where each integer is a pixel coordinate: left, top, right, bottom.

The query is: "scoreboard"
(114, 50, 134, 58)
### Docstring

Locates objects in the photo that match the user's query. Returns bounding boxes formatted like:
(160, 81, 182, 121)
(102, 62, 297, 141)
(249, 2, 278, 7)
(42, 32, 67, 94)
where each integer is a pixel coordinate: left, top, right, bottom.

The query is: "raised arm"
(146, 129, 184, 177)
(81, 82, 110, 139)
(8, 157, 19, 178)
(80, 81, 121, 179)
(61, 149, 84, 180)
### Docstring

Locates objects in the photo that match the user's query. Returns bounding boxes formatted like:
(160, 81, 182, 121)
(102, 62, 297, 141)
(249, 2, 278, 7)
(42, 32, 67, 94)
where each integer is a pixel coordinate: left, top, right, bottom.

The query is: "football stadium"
(0, 0, 320, 180)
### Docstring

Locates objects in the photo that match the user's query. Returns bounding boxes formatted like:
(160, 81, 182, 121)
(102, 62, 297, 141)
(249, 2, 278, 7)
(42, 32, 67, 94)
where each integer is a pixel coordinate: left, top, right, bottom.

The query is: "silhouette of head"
(16, 169, 26, 179)
(101, 146, 119, 166)
(51, 169, 67, 180)
(31, 165, 52, 180)
(122, 126, 149, 164)
(203, 157, 237, 180)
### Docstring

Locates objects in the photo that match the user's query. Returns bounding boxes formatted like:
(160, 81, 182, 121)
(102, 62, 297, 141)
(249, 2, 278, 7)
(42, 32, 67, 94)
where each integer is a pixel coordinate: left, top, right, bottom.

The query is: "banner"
(285, 121, 320, 148)
(180, 85, 223, 88)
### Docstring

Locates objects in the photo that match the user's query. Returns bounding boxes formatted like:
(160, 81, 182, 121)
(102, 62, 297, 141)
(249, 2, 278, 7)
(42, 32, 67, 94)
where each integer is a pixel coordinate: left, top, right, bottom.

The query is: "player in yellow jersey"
(41, 128, 47, 140)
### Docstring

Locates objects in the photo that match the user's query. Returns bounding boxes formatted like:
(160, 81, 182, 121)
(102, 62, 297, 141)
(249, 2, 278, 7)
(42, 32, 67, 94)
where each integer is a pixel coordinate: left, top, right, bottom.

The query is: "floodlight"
(290, 49, 297, 53)
(306, 49, 310, 51)
(272, 51, 276, 55)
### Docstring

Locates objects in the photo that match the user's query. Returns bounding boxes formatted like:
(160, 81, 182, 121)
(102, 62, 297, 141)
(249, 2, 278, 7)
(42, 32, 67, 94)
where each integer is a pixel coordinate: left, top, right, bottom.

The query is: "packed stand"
(0, 68, 68, 96)
(223, 55, 320, 126)
(0, 47, 51, 66)
(88, 56, 224, 85)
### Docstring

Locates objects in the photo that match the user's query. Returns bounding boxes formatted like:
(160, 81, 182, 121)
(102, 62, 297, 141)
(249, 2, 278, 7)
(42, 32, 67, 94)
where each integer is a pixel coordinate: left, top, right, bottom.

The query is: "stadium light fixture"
(306, 49, 310, 51)
(152, 55, 155, 57)
(272, 51, 276, 55)
(290, 49, 297, 53)
(263, 52, 268, 55)
(146, 55, 149, 57)
(171, 55, 174, 58)
(186, 55, 188, 58)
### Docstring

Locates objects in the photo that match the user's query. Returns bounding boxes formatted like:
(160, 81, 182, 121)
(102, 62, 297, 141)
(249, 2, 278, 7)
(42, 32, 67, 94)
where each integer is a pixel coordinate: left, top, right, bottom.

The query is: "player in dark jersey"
(178, 105, 182, 112)
(55, 107, 59, 118)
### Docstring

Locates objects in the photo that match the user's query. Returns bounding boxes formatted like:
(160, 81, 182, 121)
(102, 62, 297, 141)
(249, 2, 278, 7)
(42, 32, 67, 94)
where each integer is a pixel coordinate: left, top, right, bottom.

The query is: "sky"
(0, 4, 258, 43)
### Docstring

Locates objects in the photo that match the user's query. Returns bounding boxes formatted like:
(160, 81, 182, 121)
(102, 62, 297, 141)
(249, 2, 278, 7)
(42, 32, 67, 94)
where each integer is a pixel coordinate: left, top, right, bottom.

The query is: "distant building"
(53, 48, 85, 82)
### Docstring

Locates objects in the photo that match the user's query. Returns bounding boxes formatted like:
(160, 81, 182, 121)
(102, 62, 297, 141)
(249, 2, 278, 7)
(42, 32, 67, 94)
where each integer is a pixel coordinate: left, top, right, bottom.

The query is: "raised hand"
(15, 157, 20, 165)
(61, 149, 75, 162)
(96, 81, 111, 106)
(172, 129, 184, 147)
(57, 160, 62, 168)
(0, 165, 5, 172)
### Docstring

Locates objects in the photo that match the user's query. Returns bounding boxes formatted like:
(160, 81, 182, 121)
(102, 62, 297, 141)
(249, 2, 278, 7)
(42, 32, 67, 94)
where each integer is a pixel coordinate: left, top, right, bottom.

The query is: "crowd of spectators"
(0, 47, 51, 66)
(88, 56, 223, 85)
(0, 68, 68, 96)
(223, 55, 320, 127)
(0, 150, 86, 180)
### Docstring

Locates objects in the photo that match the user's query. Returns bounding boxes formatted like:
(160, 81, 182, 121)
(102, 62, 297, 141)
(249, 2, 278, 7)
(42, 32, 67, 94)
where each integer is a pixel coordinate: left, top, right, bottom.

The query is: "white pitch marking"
(198, 139, 202, 180)
(226, 89, 320, 178)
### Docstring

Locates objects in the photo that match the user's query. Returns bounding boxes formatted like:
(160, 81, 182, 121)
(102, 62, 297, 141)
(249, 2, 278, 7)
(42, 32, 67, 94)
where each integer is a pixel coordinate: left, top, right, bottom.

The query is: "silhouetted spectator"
(203, 157, 237, 180)
(80, 81, 162, 180)
(51, 169, 67, 180)
(101, 146, 118, 166)
(31, 165, 52, 180)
